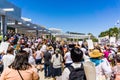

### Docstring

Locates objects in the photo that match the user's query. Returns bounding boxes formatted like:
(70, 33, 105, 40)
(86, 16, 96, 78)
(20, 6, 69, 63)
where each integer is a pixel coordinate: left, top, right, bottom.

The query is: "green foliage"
(88, 33, 98, 42)
(99, 27, 119, 39)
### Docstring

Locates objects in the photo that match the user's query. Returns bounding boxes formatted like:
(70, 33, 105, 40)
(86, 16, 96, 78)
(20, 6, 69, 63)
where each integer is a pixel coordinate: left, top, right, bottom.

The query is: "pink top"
(0, 67, 39, 80)
(104, 50, 111, 61)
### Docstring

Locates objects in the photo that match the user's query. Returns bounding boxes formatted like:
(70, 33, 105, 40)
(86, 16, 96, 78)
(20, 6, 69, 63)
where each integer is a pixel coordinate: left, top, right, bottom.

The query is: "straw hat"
(89, 49, 103, 58)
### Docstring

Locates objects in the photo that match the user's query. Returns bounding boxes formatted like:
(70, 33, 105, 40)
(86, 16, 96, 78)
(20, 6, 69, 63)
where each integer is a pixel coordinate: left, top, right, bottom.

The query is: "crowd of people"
(0, 32, 120, 80)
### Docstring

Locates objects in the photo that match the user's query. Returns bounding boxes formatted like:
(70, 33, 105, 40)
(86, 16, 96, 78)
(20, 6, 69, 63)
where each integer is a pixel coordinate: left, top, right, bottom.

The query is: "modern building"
(0, 0, 90, 41)
(49, 28, 90, 41)
(0, 0, 21, 20)
(0, 0, 50, 40)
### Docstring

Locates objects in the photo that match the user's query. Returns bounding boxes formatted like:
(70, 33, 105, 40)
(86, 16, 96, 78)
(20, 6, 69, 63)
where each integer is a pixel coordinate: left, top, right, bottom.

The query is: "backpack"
(68, 63, 86, 80)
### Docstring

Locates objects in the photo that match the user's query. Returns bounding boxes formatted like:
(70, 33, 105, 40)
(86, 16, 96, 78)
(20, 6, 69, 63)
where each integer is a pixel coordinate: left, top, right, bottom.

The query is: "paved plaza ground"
(39, 69, 62, 80)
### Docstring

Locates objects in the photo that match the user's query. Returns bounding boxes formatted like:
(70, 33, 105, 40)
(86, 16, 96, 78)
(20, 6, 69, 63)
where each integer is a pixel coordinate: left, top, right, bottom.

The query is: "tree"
(118, 28, 120, 39)
(88, 33, 98, 42)
(99, 30, 110, 37)
(99, 27, 119, 39)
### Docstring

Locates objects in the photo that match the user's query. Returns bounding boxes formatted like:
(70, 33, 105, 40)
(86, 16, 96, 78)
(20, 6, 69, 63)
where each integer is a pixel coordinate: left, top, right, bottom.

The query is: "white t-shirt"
(35, 50, 42, 59)
(41, 45, 47, 53)
(95, 58, 112, 80)
(64, 51, 73, 64)
(23, 48, 32, 56)
(2, 54, 15, 69)
(29, 56, 36, 66)
(51, 54, 63, 68)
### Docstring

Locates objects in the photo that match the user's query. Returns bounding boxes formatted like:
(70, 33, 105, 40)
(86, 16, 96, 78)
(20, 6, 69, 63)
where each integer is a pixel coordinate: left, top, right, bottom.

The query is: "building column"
(15, 21, 18, 33)
(1, 15, 7, 41)
(36, 30, 38, 38)
(50, 33, 52, 40)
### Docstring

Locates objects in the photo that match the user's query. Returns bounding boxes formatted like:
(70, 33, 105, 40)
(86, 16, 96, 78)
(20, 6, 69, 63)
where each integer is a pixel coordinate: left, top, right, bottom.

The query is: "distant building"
(66, 31, 85, 35)
(48, 28, 90, 41)
(49, 28, 62, 33)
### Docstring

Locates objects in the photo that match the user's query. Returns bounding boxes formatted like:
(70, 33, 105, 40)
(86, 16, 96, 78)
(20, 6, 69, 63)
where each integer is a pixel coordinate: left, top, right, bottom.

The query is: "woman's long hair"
(9, 50, 32, 70)
(55, 48, 61, 58)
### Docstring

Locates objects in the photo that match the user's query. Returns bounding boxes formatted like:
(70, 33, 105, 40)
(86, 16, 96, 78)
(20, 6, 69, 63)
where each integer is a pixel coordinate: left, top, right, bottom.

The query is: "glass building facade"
(0, 0, 21, 20)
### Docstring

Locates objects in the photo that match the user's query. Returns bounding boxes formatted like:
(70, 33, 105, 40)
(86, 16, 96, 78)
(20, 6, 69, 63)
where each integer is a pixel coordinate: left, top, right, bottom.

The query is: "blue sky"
(8, 0, 120, 37)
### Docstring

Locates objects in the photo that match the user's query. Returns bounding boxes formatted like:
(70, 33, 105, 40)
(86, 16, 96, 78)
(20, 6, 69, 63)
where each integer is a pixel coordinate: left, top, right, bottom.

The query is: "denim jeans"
(65, 63, 72, 67)
(44, 64, 52, 77)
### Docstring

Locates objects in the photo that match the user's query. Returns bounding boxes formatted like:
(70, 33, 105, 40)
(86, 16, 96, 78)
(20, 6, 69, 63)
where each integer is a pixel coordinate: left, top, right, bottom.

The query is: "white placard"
(0, 42, 10, 53)
(110, 37, 116, 45)
(117, 41, 120, 45)
(87, 39, 94, 49)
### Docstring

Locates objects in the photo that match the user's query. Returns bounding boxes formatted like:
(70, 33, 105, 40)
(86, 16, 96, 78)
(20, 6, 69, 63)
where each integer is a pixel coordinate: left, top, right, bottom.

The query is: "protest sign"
(0, 42, 9, 53)
(98, 36, 109, 45)
(110, 37, 116, 45)
(87, 39, 94, 49)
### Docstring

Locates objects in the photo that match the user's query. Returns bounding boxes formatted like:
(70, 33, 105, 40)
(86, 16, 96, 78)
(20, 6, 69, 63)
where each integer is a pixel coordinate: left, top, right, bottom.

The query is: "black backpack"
(68, 63, 86, 80)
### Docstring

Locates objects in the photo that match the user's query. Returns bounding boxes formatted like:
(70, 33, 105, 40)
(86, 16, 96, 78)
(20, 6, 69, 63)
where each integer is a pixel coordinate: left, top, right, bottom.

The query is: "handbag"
(17, 70, 24, 80)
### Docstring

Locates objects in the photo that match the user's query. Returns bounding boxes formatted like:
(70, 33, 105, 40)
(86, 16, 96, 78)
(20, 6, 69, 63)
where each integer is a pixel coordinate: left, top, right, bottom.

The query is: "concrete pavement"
(39, 70, 62, 80)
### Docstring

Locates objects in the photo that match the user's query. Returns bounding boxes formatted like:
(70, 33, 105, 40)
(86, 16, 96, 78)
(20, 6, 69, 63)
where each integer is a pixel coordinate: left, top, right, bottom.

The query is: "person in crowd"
(23, 44, 33, 56)
(89, 49, 112, 80)
(0, 50, 39, 80)
(82, 41, 88, 51)
(111, 54, 120, 80)
(1, 46, 15, 70)
(104, 45, 116, 66)
(64, 47, 73, 67)
(44, 46, 52, 78)
(51, 48, 63, 80)
(35, 45, 43, 72)
(23, 44, 36, 66)
(41, 41, 47, 54)
(78, 42, 90, 62)
(117, 46, 120, 54)
(0, 52, 4, 74)
(46, 44, 54, 55)
(62, 47, 96, 80)
(28, 50, 36, 66)
(15, 41, 21, 53)
(104, 45, 111, 61)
